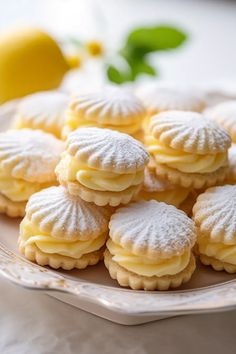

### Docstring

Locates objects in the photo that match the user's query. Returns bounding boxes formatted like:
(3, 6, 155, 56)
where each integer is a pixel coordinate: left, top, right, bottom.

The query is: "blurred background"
(0, 0, 236, 100)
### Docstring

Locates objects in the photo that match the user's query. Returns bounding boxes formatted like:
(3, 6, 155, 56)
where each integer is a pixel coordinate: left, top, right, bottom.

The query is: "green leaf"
(127, 25, 187, 53)
(106, 58, 157, 84)
(106, 24, 187, 84)
(127, 57, 156, 80)
(106, 65, 131, 84)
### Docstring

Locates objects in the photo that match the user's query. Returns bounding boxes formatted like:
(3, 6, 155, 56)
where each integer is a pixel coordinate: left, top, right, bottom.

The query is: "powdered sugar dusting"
(143, 168, 173, 192)
(14, 91, 69, 135)
(205, 100, 236, 141)
(67, 127, 149, 173)
(150, 111, 231, 154)
(70, 86, 145, 125)
(0, 129, 64, 182)
(136, 83, 205, 113)
(26, 186, 110, 240)
(109, 200, 196, 258)
(193, 185, 236, 244)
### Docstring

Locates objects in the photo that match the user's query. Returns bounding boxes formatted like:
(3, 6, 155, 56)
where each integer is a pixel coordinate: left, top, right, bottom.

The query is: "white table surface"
(1, 1, 236, 353)
(1, 278, 236, 354)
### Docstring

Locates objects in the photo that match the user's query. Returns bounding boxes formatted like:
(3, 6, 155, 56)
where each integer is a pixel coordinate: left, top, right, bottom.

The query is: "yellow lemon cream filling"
(0, 166, 52, 202)
(107, 239, 191, 277)
(198, 235, 236, 265)
(59, 154, 144, 192)
(19, 218, 107, 259)
(145, 136, 227, 173)
(64, 110, 142, 135)
(137, 186, 190, 206)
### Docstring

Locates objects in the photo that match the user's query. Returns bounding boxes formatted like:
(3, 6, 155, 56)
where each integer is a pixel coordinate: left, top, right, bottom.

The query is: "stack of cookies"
(17, 126, 151, 272)
(1, 84, 236, 291)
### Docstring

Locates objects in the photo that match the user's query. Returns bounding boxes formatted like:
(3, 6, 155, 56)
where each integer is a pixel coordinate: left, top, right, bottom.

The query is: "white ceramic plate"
(0, 99, 236, 325)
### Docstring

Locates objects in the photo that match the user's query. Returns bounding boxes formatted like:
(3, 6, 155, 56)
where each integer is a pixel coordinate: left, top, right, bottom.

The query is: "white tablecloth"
(0, 278, 236, 354)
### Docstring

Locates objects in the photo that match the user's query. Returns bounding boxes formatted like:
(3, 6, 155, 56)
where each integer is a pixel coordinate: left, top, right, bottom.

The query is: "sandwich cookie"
(62, 86, 146, 139)
(145, 111, 231, 189)
(105, 200, 197, 290)
(0, 129, 63, 217)
(19, 186, 111, 270)
(56, 127, 149, 206)
(193, 185, 236, 273)
(12, 91, 68, 138)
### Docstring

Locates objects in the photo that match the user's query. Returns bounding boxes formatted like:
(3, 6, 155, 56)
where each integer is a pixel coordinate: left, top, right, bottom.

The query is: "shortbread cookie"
(205, 100, 236, 143)
(62, 86, 146, 139)
(136, 167, 190, 207)
(0, 129, 63, 216)
(137, 83, 205, 114)
(0, 193, 26, 218)
(193, 185, 236, 273)
(12, 91, 68, 138)
(18, 186, 111, 270)
(154, 163, 228, 189)
(56, 127, 149, 206)
(104, 249, 196, 291)
(104, 200, 196, 290)
(136, 83, 205, 130)
(145, 111, 231, 188)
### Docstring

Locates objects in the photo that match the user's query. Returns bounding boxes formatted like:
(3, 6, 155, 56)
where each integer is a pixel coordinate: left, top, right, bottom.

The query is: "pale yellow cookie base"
(199, 254, 236, 274)
(19, 241, 104, 270)
(104, 249, 196, 291)
(0, 193, 26, 217)
(59, 177, 141, 207)
(154, 163, 227, 189)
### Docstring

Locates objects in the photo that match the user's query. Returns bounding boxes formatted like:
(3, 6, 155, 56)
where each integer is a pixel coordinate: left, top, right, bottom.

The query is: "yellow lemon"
(0, 27, 70, 104)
